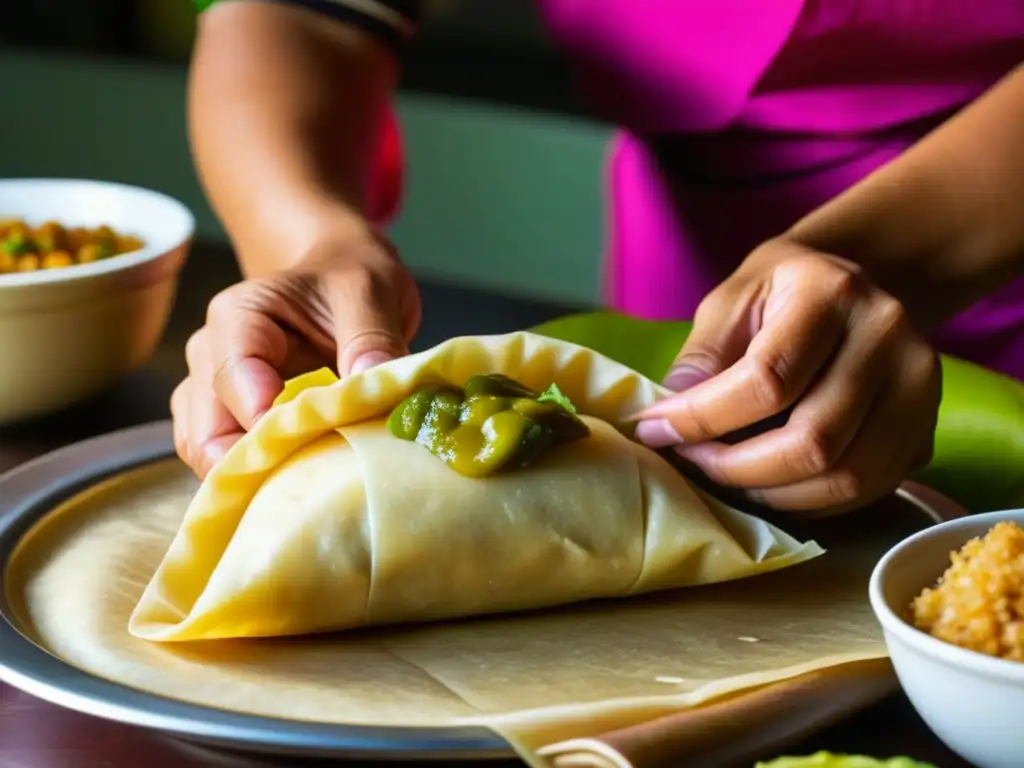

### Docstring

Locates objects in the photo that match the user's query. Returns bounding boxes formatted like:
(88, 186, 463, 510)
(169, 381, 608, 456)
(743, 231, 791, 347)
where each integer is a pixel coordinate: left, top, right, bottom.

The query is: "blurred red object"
(368, 105, 404, 226)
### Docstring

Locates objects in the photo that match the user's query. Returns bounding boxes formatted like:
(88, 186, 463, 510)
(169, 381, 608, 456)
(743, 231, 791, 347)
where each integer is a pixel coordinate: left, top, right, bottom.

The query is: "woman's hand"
(634, 238, 942, 515)
(171, 230, 420, 479)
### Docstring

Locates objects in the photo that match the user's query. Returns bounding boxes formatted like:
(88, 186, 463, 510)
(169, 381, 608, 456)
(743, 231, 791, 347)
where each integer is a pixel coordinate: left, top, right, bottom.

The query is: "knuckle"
(693, 292, 719, 320)
(170, 382, 191, 463)
(790, 423, 836, 476)
(891, 344, 943, 419)
(184, 328, 208, 368)
(340, 262, 381, 298)
(677, 396, 719, 443)
(169, 379, 188, 417)
(838, 257, 865, 279)
(748, 238, 786, 262)
(767, 256, 806, 287)
(822, 264, 861, 300)
(326, 262, 398, 318)
(692, 285, 733, 324)
(909, 344, 942, 389)
(746, 354, 792, 413)
(825, 469, 863, 504)
(872, 294, 908, 335)
(205, 284, 244, 326)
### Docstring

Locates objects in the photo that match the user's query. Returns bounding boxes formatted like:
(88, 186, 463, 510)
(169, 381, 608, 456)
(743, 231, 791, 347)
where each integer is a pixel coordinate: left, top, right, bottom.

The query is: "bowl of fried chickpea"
(0, 178, 194, 424)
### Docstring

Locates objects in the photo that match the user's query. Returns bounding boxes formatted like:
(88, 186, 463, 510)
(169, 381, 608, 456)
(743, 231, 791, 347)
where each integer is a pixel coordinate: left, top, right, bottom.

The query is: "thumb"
(664, 290, 760, 392)
(350, 349, 399, 375)
(205, 307, 290, 430)
(321, 267, 411, 376)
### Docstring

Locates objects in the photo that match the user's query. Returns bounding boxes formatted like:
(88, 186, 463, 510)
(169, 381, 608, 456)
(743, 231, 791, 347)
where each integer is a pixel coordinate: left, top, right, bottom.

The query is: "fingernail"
(350, 350, 394, 375)
(234, 358, 276, 421)
(202, 442, 226, 464)
(662, 364, 711, 392)
(202, 434, 243, 470)
(635, 418, 684, 448)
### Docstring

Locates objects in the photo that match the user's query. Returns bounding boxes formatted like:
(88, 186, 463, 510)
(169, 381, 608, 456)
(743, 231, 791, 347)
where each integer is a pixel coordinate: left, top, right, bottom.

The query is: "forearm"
(188, 2, 399, 277)
(785, 64, 1024, 330)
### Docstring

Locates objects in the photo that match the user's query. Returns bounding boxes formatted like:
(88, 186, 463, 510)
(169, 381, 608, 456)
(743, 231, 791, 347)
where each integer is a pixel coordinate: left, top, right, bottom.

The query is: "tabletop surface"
(0, 244, 975, 768)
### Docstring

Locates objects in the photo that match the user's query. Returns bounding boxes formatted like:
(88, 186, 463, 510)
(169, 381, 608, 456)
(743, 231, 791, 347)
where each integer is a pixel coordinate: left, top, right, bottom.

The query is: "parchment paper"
(5, 459, 920, 766)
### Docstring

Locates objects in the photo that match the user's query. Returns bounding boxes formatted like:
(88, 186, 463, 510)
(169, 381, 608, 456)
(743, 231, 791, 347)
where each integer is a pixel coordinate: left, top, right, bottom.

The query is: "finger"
(636, 285, 759, 448)
(188, 385, 244, 479)
(205, 290, 291, 429)
(320, 267, 410, 375)
(909, 353, 941, 473)
(170, 379, 192, 467)
(639, 280, 847, 443)
(748, 345, 940, 513)
(399, 271, 423, 344)
(663, 285, 760, 392)
(673, 301, 895, 488)
(192, 433, 244, 480)
(184, 328, 247, 475)
(912, 434, 936, 470)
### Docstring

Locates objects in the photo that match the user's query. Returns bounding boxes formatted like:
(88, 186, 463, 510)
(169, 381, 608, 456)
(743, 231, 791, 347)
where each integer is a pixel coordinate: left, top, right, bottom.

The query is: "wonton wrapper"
(128, 332, 821, 642)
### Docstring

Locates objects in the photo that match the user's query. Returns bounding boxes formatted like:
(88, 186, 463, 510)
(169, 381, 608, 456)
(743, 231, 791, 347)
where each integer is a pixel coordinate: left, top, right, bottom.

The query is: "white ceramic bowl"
(0, 178, 194, 424)
(869, 508, 1024, 768)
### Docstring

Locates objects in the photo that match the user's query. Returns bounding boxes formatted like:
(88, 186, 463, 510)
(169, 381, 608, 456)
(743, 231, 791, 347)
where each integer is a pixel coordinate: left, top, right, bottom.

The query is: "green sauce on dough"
(385, 373, 590, 477)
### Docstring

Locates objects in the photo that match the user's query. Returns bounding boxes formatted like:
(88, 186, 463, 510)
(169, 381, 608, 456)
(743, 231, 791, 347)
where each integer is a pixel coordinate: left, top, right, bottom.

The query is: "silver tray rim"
(0, 420, 514, 761)
(0, 421, 967, 761)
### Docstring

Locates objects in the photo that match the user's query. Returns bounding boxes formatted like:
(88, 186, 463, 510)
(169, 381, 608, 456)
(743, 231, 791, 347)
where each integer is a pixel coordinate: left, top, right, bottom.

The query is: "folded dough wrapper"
(128, 331, 821, 642)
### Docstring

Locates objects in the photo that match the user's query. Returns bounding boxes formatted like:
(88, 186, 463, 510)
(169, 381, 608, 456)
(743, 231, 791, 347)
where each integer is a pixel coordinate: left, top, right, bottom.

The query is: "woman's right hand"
(171, 230, 421, 479)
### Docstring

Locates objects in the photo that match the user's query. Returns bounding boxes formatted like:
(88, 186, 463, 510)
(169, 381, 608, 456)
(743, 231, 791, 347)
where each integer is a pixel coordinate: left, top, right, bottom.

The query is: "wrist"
(294, 220, 400, 273)
(233, 195, 382, 278)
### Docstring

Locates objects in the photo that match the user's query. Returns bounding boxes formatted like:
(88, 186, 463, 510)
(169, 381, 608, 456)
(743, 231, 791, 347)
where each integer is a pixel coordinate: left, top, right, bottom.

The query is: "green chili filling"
(385, 373, 590, 477)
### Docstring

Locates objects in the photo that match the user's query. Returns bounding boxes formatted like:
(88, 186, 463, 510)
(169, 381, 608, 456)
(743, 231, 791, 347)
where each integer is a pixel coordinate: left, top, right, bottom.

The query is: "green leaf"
(537, 382, 576, 414)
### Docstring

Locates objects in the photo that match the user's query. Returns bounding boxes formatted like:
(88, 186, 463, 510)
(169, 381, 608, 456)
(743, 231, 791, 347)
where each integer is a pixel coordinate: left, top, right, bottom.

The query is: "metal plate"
(0, 421, 967, 761)
(0, 421, 513, 761)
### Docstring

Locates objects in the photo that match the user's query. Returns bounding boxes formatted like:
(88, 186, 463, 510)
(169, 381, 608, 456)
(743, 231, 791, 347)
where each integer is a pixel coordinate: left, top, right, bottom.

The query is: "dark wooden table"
(0, 244, 973, 767)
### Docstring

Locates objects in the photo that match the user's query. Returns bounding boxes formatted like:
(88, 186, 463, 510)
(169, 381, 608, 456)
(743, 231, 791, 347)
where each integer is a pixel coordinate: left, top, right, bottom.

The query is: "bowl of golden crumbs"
(869, 509, 1024, 768)
(0, 178, 193, 424)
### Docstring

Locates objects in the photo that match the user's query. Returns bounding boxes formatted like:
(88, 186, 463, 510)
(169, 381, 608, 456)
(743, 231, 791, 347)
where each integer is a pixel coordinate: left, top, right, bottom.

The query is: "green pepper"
(385, 373, 590, 477)
(2, 233, 31, 256)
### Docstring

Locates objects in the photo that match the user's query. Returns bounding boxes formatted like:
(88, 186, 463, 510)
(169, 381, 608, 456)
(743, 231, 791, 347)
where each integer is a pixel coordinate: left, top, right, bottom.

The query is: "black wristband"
(194, 0, 420, 48)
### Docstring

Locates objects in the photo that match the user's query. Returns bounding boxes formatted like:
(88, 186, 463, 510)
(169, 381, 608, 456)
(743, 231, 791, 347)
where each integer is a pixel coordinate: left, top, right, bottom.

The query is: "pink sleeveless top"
(533, 0, 1024, 380)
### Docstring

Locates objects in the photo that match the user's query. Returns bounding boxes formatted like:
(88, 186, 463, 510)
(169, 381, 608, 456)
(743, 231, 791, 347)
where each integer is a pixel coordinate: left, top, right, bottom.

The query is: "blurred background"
(0, 0, 612, 306)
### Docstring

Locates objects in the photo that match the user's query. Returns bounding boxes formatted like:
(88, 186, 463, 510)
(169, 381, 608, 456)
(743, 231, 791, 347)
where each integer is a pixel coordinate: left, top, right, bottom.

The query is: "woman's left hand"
(634, 237, 942, 515)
